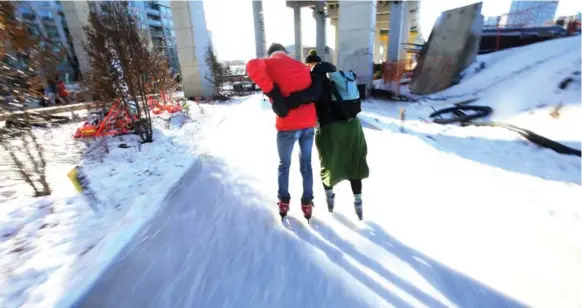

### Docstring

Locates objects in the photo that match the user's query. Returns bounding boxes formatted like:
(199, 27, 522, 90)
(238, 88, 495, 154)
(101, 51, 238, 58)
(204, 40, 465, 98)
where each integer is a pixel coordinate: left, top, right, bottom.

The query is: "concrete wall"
(170, 1, 213, 98)
(410, 2, 483, 95)
(328, 1, 420, 65)
(337, 1, 376, 90)
(61, 1, 91, 75)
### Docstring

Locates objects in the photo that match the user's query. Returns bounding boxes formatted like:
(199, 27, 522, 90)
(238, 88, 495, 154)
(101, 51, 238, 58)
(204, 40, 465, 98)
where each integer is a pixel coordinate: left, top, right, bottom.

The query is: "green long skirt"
(315, 117, 369, 188)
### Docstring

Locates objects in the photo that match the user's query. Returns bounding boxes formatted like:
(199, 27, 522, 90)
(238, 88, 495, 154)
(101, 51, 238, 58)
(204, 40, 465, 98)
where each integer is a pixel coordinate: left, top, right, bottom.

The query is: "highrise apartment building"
(128, 1, 180, 73)
(14, 1, 180, 81)
(14, 1, 79, 81)
(506, 1, 559, 27)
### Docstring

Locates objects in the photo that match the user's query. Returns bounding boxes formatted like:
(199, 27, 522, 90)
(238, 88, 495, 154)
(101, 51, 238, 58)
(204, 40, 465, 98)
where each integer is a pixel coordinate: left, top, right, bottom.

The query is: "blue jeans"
(277, 128, 314, 202)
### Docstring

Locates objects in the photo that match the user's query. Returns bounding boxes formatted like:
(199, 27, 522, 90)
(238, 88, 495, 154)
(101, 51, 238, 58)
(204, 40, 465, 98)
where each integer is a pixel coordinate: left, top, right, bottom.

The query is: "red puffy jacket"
(246, 52, 316, 131)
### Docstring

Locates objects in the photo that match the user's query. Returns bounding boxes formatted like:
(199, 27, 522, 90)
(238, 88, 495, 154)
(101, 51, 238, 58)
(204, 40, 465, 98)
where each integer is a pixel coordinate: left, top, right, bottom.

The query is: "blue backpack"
(327, 70, 361, 120)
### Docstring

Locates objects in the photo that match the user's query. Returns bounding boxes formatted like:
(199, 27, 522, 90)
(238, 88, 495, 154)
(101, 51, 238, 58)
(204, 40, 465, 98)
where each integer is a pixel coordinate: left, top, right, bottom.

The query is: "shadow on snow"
(332, 213, 527, 308)
(77, 150, 526, 308)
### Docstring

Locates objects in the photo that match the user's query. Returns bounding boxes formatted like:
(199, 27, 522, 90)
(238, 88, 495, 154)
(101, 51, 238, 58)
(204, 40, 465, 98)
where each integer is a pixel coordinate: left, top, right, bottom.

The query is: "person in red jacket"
(246, 43, 317, 221)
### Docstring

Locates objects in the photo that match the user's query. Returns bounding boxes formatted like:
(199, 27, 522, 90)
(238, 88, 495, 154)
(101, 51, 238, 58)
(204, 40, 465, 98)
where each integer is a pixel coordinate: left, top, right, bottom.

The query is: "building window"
(39, 11, 53, 20)
(45, 26, 60, 38)
(19, 6, 32, 14)
(27, 24, 41, 36)
(22, 11, 36, 21)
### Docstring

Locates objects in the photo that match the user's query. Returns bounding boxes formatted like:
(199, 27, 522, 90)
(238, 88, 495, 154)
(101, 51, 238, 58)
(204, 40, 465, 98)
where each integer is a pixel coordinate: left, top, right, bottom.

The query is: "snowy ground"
(75, 90, 581, 308)
(1, 37, 581, 308)
(0, 101, 241, 308)
(376, 36, 581, 144)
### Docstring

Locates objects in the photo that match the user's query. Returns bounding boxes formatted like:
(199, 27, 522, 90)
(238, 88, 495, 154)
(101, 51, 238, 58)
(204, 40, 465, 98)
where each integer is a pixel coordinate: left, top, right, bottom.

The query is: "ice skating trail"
(74, 95, 581, 308)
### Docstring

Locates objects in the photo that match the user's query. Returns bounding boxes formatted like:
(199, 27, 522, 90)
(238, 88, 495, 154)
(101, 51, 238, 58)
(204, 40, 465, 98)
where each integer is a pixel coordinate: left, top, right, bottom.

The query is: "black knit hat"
(304, 49, 321, 64)
(267, 43, 287, 56)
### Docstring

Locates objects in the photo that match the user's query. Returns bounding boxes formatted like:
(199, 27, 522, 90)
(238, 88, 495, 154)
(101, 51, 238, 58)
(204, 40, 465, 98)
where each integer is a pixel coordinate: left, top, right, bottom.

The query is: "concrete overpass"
(252, 0, 420, 92)
(176, 0, 421, 97)
(62, 1, 419, 98)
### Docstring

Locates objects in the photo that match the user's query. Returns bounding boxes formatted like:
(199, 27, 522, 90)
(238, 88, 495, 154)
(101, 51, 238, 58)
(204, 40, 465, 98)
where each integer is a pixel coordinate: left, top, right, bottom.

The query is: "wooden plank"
(410, 2, 483, 95)
(0, 101, 103, 121)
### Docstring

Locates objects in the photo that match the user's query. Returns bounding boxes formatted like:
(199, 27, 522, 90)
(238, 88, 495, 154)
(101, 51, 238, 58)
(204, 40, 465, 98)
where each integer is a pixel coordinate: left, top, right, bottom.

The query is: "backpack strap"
(329, 80, 352, 120)
(339, 71, 355, 82)
(329, 80, 344, 103)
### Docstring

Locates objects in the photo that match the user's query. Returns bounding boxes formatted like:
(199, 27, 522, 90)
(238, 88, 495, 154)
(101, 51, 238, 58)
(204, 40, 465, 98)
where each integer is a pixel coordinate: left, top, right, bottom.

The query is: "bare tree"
(0, 1, 65, 196)
(1, 1, 65, 109)
(150, 42, 178, 104)
(82, 7, 116, 104)
(83, 2, 173, 143)
(204, 44, 230, 100)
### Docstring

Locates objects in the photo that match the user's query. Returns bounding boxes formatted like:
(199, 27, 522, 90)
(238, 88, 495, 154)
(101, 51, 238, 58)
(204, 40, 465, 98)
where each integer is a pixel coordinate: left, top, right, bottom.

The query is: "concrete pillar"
(399, 3, 410, 61)
(331, 19, 339, 66)
(60, 1, 91, 75)
(314, 1, 326, 62)
(338, 1, 376, 90)
(252, 1, 267, 58)
(293, 4, 303, 61)
(170, 1, 213, 98)
(387, 1, 409, 63)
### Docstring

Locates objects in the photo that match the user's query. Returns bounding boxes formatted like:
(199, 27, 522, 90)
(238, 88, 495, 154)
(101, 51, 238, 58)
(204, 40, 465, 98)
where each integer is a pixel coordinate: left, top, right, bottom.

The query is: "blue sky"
(203, 0, 581, 61)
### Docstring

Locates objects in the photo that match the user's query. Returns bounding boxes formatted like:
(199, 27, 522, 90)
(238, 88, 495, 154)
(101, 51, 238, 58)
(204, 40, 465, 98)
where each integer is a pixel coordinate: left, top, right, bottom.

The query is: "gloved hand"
(265, 83, 289, 117)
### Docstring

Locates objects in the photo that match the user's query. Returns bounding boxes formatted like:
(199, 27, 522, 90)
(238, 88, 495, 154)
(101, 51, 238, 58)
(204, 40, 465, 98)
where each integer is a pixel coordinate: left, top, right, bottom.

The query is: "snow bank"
(0, 101, 234, 308)
(374, 37, 581, 143)
(357, 110, 582, 308)
(455, 37, 581, 143)
(359, 40, 582, 308)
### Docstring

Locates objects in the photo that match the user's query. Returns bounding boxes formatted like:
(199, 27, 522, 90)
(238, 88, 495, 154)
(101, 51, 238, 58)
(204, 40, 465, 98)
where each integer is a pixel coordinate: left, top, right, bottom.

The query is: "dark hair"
(267, 43, 287, 56)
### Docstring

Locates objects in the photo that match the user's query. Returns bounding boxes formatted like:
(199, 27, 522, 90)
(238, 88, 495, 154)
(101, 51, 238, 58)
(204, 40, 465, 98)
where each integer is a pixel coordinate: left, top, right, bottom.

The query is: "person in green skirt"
(292, 50, 370, 220)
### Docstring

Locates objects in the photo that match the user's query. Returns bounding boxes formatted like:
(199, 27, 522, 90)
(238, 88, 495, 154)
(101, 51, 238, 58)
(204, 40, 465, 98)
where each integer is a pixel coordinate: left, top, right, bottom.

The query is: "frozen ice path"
(74, 153, 522, 308)
(74, 96, 577, 308)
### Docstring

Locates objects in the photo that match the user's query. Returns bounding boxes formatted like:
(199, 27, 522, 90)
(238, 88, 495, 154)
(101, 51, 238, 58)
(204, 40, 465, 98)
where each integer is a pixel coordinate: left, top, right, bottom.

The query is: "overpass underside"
(268, 1, 421, 93)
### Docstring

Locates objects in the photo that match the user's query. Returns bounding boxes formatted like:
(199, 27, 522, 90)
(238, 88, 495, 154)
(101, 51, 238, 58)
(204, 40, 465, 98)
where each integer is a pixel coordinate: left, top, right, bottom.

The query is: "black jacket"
(286, 61, 341, 127)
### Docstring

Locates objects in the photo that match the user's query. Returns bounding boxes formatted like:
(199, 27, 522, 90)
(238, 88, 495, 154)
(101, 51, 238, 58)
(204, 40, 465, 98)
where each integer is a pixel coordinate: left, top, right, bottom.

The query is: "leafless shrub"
(0, 128, 50, 196)
(0, 2, 67, 196)
(83, 2, 173, 143)
(205, 45, 231, 101)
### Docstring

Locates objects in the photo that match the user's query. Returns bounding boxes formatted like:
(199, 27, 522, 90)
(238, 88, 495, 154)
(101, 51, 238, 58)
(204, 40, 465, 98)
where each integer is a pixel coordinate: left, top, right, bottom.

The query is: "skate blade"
(356, 210, 363, 221)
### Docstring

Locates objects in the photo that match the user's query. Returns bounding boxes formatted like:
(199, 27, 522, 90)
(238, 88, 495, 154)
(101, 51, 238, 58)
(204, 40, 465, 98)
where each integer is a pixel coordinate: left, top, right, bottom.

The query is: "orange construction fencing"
(382, 59, 414, 95)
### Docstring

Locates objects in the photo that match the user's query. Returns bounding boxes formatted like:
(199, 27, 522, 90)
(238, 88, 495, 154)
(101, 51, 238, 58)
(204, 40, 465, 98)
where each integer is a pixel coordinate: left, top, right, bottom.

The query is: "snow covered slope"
(76, 92, 581, 308)
(427, 36, 581, 142)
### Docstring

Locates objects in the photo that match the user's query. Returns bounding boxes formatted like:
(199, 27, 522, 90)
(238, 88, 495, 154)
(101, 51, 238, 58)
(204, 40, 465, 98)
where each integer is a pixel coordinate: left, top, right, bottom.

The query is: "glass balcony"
(148, 19, 162, 27)
(146, 8, 160, 16)
(150, 30, 164, 38)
